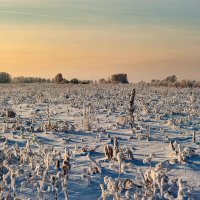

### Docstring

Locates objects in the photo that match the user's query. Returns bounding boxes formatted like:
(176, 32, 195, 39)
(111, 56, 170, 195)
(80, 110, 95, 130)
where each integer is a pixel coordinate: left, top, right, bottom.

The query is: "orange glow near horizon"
(0, 11, 200, 82)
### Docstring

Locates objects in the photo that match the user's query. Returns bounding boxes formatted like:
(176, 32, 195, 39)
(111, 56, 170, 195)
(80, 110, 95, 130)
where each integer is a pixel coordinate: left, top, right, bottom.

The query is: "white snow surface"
(0, 83, 200, 200)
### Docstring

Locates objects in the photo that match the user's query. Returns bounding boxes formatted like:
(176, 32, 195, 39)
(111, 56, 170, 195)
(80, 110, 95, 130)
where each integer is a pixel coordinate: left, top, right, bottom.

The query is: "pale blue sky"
(0, 0, 200, 27)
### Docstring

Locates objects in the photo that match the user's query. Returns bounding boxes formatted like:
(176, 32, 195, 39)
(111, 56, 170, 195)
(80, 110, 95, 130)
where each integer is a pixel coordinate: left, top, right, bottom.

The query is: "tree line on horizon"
(0, 72, 51, 84)
(0, 72, 92, 84)
(0, 72, 129, 84)
(53, 73, 93, 84)
(53, 73, 129, 84)
(0, 72, 200, 88)
(140, 75, 200, 88)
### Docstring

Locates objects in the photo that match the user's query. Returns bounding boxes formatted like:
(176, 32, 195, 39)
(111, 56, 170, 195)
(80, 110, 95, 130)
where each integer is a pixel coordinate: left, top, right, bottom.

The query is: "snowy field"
(0, 83, 200, 200)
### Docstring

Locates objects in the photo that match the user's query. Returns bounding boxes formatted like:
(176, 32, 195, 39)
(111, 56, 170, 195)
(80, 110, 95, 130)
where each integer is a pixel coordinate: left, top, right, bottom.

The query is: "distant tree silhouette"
(81, 80, 93, 84)
(147, 75, 199, 88)
(165, 75, 177, 83)
(12, 76, 49, 83)
(55, 73, 63, 84)
(0, 72, 11, 83)
(99, 78, 107, 84)
(111, 74, 129, 83)
(71, 78, 79, 84)
(63, 79, 69, 84)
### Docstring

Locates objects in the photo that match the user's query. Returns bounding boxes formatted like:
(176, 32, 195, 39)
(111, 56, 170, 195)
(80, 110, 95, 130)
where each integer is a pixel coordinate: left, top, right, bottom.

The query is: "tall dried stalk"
(129, 88, 136, 132)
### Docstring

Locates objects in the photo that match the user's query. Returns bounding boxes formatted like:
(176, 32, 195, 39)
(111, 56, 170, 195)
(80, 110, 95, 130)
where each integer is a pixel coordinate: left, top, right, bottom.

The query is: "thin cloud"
(166, 28, 200, 34)
(81, 7, 151, 17)
(0, 10, 48, 17)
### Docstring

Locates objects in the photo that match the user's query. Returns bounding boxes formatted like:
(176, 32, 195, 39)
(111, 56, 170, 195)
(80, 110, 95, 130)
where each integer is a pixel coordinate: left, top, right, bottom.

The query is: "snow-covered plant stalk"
(113, 136, 119, 159)
(116, 152, 123, 174)
(104, 144, 113, 160)
(178, 144, 182, 163)
(64, 148, 70, 162)
(129, 88, 136, 132)
(62, 175, 69, 200)
(147, 125, 151, 140)
(50, 175, 56, 192)
(192, 132, 196, 143)
(61, 150, 71, 199)
(99, 184, 107, 200)
(25, 139, 31, 153)
(160, 176, 165, 198)
(177, 179, 184, 200)
(127, 147, 134, 160)
(82, 104, 92, 131)
(137, 168, 147, 187)
(10, 171, 16, 197)
(104, 177, 121, 200)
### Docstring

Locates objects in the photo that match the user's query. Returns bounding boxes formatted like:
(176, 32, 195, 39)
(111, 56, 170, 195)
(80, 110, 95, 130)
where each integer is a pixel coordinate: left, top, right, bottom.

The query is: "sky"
(0, 0, 200, 82)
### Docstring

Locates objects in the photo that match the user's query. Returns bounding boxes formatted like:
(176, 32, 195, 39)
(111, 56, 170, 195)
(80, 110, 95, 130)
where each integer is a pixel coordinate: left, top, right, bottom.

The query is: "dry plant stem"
(104, 144, 113, 160)
(129, 88, 136, 132)
(82, 104, 92, 131)
(113, 136, 119, 159)
(192, 132, 196, 143)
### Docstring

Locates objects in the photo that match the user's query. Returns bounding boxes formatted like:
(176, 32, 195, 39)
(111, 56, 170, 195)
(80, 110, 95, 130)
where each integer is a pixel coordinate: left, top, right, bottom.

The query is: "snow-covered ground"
(0, 83, 200, 200)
